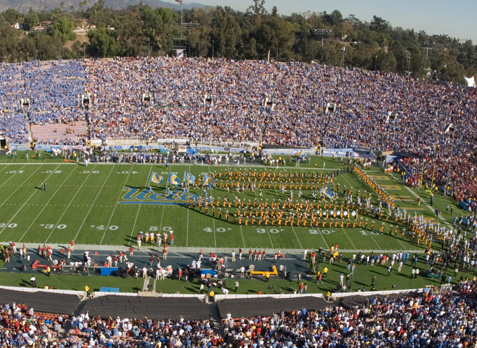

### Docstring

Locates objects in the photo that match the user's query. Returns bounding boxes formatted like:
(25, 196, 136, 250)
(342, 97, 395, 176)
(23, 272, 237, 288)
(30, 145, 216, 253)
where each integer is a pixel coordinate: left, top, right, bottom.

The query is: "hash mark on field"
(20, 164, 76, 242)
(0, 164, 23, 189)
(45, 165, 99, 243)
(0, 165, 45, 237)
(73, 165, 115, 242)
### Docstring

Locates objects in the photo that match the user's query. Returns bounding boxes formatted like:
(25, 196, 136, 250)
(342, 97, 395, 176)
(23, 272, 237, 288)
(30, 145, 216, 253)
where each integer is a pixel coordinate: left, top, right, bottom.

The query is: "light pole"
(341, 47, 345, 67)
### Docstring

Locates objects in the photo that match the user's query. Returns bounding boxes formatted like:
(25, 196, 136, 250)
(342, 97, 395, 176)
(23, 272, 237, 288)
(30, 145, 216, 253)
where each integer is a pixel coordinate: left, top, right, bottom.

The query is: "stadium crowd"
(0, 57, 476, 200)
(1, 280, 477, 347)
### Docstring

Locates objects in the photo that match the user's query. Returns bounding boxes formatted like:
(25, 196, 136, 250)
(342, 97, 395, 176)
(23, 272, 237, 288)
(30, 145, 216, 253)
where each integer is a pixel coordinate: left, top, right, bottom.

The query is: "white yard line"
(186, 164, 191, 247)
(340, 227, 358, 250)
(100, 165, 136, 244)
(73, 165, 115, 241)
(0, 165, 42, 211)
(19, 165, 77, 242)
(0, 164, 18, 188)
(245, 168, 276, 248)
(225, 165, 248, 248)
(128, 166, 153, 246)
(157, 165, 172, 239)
(44, 165, 98, 243)
(186, 202, 190, 247)
(290, 225, 303, 249)
(239, 224, 246, 248)
(129, 206, 142, 247)
(0, 164, 59, 237)
(212, 212, 217, 248)
(317, 228, 330, 249)
(398, 178, 452, 227)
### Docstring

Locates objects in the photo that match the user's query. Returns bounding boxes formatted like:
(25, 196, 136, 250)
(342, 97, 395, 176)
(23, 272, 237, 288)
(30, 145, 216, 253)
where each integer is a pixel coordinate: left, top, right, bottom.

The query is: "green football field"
(0, 155, 465, 252)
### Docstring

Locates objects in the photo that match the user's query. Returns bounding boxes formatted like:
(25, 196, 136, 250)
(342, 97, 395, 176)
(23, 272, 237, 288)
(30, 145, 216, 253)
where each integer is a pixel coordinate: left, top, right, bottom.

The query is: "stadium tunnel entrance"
(0, 136, 8, 154)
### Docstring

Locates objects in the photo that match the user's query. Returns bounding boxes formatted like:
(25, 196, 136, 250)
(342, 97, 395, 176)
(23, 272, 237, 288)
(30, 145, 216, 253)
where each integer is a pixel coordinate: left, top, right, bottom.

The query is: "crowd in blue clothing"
(0, 57, 476, 200)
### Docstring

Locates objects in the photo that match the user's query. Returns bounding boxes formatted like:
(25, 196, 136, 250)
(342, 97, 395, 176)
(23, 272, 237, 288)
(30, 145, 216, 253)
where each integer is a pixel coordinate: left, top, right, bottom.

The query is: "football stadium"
(0, 50, 477, 347)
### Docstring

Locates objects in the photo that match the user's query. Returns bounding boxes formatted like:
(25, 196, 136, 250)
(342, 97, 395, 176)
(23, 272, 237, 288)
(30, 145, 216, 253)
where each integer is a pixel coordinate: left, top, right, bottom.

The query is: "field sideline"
(0, 159, 464, 253)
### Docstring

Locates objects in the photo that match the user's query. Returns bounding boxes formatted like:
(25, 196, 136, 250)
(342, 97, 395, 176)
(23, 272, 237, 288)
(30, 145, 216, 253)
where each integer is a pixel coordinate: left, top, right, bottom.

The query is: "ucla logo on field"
(120, 187, 200, 205)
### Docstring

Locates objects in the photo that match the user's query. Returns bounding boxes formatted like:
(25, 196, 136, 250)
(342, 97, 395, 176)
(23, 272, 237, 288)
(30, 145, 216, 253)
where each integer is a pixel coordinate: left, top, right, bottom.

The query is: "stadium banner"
(150, 172, 164, 184)
(321, 148, 359, 158)
(167, 173, 181, 186)
(261, 148, 315, 156)
(183, 171, 196, 184)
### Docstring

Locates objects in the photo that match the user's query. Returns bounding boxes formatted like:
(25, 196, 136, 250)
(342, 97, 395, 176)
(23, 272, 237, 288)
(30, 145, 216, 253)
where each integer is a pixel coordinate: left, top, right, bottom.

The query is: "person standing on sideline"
(169, 233, 174, 246)
(163, 244, 168, 260)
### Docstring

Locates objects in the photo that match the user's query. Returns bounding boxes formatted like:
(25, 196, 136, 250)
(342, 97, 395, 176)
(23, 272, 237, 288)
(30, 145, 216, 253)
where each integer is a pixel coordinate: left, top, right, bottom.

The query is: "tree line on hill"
(0, 0, 475, 85)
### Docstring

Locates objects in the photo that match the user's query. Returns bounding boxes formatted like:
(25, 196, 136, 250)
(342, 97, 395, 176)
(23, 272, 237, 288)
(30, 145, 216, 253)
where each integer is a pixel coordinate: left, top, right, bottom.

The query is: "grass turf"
(0, 151, 473, 293)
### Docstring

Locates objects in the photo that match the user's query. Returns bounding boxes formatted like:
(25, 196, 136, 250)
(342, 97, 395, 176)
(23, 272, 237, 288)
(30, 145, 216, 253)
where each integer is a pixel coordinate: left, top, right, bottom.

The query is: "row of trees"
(0, 0, 475, 84)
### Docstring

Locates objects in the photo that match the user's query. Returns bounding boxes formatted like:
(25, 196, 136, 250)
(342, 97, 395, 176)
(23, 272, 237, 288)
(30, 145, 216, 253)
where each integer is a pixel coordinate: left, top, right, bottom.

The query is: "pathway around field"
(1, 244, 426, 281)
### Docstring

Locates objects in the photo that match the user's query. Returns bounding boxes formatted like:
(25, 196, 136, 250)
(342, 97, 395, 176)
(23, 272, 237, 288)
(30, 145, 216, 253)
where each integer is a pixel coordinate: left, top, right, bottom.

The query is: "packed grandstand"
(1, 57, 476, 202)
(1, 57, 477, 347)
(1, 280, 476, 347)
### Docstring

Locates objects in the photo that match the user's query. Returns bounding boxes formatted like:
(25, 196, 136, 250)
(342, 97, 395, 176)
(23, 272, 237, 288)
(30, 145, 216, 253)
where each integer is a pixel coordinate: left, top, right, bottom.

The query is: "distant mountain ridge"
(0, 0, 204, 13)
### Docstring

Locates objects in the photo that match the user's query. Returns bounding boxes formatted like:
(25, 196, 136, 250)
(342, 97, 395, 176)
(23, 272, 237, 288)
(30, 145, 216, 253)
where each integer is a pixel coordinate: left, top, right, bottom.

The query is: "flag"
(320, 185, 336, 199)
(167, 173, 181, 186)
(176, 49, 184, 58)
(203, 174, 214, 187)
(176, 0, 182, 4)
(183, 171, 196, 184)
(445, 123, 454, 133)
(150, 172, 164, 184)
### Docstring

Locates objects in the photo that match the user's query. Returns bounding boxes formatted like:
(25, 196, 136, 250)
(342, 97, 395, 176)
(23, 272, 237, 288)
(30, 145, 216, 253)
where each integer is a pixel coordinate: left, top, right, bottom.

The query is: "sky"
(174, 0, 477, 43)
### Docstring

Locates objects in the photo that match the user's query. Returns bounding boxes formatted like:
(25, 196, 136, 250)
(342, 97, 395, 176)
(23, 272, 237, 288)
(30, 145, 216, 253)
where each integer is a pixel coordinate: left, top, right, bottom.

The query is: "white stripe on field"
(20, 165, 78, 242)
(100, 165, 136, 244)
(128, 166, 153, 246)
(73, 165, 115, 242)
(0, 164, 52, 237)
(44, 165, 99, 243)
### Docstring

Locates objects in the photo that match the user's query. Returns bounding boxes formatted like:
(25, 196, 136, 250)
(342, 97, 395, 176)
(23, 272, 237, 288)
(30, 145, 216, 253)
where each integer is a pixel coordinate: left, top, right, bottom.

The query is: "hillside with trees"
(1, 0, 475, 85)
